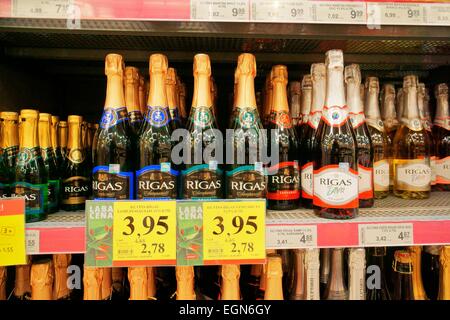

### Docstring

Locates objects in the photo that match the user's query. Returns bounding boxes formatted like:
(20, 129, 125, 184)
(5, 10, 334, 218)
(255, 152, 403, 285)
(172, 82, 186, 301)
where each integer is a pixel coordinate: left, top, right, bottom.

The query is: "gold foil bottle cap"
(221, 264, 240, 280)
(349, 248, 366, 269)
(301, 75, 312, 90)
(325, 49, 344, 69)
(435, 83, 448, 97)
(289, 81, 301, 96)
(266, 254, 283, 278)
(166, 67, 177, 85)
(384, 84, 396, 96)
(403, 75, 419, 88)
(193, 53, 211, 76)
(441, 246, 450, 266)
(311, 63, 326, 80)
(176, 266, 196, 300)
(39, 113, 51, 122)
(237, 53, 257, 77)
(105, 53, 124, 76)
(149, 53, 169, 75)
(20, 109, 39, 119)
(59, 121, 68, 128)
(344, 64, 361, 84)
(365, 76, 380, 92)
(0, 111, 18, 120)
(125, 66, 139, 84)
(271, 65, 288, 84)
(67, 115, 83, 123)
(30, 259, 54, 300)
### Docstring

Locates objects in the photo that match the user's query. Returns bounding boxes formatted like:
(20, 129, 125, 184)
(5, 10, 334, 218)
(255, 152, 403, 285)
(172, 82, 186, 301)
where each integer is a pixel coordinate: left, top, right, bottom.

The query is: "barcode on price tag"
(426, 4, 450, 26)
(251, 0, 314, 22)
(266, 225, 317, 249)
(12, 0, 72, 18)
(367, 3, 425, 25)
(359, 223, 414, 247)
(314, 1, 366, 24)
(190, 0, 249, 21)
(26, 230, 40, 254)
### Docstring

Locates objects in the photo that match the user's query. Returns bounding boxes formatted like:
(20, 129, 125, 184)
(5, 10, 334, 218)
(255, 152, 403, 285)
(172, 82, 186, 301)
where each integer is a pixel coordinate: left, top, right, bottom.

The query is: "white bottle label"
(436, 156, 450, 184)
(301, 162, 314, 199)
(394, 159, 431, 191)
(374, 159, 390, 191)
(358, 165, 373, 199)
(313, 164, 358, 208)
(430, 156, 437, 185)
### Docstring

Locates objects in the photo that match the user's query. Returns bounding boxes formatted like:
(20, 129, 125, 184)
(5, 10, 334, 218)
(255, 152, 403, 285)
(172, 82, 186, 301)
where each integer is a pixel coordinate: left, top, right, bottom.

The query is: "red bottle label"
(267, 161, 300, 200)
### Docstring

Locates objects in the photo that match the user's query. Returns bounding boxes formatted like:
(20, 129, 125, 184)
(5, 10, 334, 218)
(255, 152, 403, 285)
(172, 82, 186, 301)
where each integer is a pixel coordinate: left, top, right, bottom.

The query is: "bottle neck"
(235, 74, 257, 110)
(166, 83, 179, 111)
(393, 269, 414, 299)
(15, 264, 31, 297)
(311, 78, 325, 113)
(38, 121, 52, 149)
(20, 118, 39, 149)
(1, 120, 18, 148)
(192, 73, 212, 108)
(326, 249, 347, 298)
(264, 274, 284, 300)
(67, 122, 83, 151)
(410, 248, 427, 299)
(104, 74, 126, 109)
(31, 262, 53, 300)
(128, 267, 148, 300)
(439, 248, 450, 300)
(291, 250, 305, 298)
(435, 95, 449, 119)
(177, 279, 196, 300)
(347, 82, 363, 114)
(271, 80, 289, 113)
(59, 128, 67, 148)
(365, 88, 381, 120)
(53, 255, 71, 300)
(125, 81, 141, 113)
(382, 95, 397, 121)
(83, 268, 102, 300)
(403, 86, 420, 120)
(325, 68, 345, 108)
(300, 89, 311, 116)
(147, 72, 168, 107)
(51, 123, 59, 149)
(221, 271, 240, 300)
(417, 91, 427, 120)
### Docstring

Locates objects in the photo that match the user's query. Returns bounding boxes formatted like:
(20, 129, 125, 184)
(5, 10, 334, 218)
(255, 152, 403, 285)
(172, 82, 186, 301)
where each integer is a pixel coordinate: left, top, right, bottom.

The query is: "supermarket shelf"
(25, 193, 450, 255)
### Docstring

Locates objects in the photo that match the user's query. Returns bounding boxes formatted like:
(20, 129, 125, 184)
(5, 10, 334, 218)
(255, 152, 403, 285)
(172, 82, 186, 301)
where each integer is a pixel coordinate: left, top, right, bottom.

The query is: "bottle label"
(349, 112, 366, 129)
(366, 118, 385, 132)
(62, 176, 90, 205)
(145, 106, 169, 128)
(313, 164, 358, 209)
(191, 106, 213, 128)
(394, 158, 431, 191)
(434, 117, 450, 130)
(237, 108, 257, 129)
(267, 161, 300, 200)
(301, 162, 314, 199)
(322, 106, 349, 127)
(67, 148, 85, 164)
(226, 165, 266, 198)
(136, 164, 178, 199)
(128, 110, 143, 124)
(92, 166, 134, 200)
(431, 156, 437, 185)
(404, 118, 423, 132)
(436, 156, 450, 185)
(358, 164, 373, 199)
(307, 111, 321, 130)
(48, 179, 60, 211)
(17, 147, 41, 166)
(374, 159, 390, 191)
(100, 107, 128, 129)
(12, 182, 48, 215)
(182, 164, 222, 199)
(270, 111, 293, 128)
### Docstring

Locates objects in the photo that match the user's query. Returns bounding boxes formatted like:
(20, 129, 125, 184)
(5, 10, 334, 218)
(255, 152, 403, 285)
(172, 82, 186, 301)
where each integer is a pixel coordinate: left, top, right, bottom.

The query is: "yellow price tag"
(0, 199, 26, 267)
(203, 200, 266, 264)
(112, 201, 176, 266)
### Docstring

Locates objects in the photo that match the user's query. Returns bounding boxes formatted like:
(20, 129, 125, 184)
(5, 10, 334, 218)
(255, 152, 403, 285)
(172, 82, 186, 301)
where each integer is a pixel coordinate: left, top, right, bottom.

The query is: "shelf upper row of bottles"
(0, 50, 449, 224)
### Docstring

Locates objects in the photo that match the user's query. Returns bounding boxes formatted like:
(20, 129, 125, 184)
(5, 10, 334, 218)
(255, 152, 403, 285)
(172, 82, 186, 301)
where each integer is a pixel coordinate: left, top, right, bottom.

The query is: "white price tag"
(314, 1, 366, 24)
(359, 223, 414, 247)
(367, 3, 425, 25)
(190, 0, 249, 21)
(426, 4, 450, 26)
(12, 0, 72, 18)
(26, 230, 40, 254)
(251, 0, 314, 22)
(266, 225, 317, 249)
